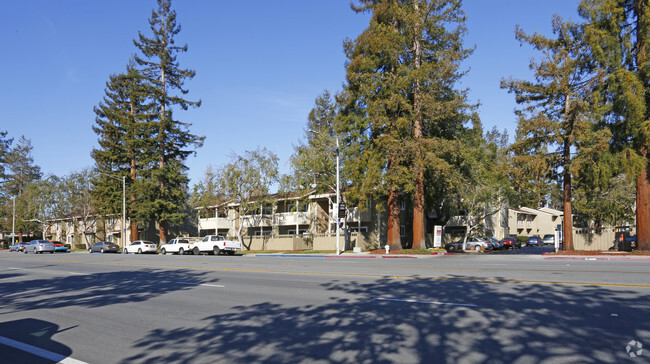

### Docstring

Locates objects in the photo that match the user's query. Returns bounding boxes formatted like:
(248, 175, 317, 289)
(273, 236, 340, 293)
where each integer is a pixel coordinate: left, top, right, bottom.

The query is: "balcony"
(198, 217, 231, 230)
(273, 212, 310, 226)
(344, 207, 371, 223)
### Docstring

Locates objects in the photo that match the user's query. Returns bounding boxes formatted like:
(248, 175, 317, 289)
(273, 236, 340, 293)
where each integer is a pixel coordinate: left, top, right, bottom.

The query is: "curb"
(251, 254, 430, 259)
(544, 255, 650, 261)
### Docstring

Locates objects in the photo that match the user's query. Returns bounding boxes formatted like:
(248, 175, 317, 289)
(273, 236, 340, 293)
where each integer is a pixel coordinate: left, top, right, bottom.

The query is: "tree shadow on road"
(120, 274, 650, 363)
(0, 268, 212, 313)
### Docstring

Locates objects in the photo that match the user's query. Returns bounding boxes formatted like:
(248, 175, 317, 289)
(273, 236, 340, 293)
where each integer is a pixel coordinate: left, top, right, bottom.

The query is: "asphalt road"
(1, 251, 649, 363)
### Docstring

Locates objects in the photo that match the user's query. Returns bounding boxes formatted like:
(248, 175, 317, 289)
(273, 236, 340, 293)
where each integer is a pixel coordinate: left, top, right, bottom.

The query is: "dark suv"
(500, 237, 521, 249)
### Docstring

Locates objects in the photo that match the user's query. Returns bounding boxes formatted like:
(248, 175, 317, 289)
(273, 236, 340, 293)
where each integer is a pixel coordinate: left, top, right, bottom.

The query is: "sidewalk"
(249, 252, 447, 259)
(543, 253, 650, 261)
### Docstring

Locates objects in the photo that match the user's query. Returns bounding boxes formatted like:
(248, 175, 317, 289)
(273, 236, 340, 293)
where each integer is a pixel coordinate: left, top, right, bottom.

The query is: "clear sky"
(1, 0, 580, 188)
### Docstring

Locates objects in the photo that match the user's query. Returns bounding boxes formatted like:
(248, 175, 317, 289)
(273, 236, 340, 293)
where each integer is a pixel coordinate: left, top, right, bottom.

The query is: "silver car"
(465, 237, 492, 251)
(24, 240, 55, 254)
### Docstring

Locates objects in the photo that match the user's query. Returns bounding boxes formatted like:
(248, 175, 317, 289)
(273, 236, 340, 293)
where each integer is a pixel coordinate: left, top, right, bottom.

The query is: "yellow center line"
(3, 256, 650, 289)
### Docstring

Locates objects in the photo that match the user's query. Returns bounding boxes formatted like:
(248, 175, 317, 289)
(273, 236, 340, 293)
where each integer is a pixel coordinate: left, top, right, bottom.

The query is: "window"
(400, 201, 406, 211)
(67, 235, 73, 243)
(254, 230, 272, 236)
(288, 202, 308, 212)
(400, 225, 406, 237)
(349, 226, 368, 233)
(287, 229, 308, 235)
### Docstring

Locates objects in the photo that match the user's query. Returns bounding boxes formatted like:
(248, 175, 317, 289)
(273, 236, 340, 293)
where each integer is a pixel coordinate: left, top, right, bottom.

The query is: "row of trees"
(1, 0, 644, 251)
(189, 0, 644, 252)
(229, 0, 644, 251)
(502, 0, 648, 250)
(0, 132, 98, 244)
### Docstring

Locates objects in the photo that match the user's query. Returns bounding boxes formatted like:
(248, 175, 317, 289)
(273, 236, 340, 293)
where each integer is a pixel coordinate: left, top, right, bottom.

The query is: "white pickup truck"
(160, 238, 193, 255)
(190, 235, 242, 256)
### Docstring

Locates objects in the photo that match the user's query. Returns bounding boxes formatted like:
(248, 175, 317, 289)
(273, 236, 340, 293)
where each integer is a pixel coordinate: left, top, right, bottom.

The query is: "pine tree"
(0, 130, 12, 192)
(579, 0, 650, 250)
(290, 91, 339, 194)
(340, 0, 475, 250)
(92, 60, 153, 244)
(3, 136, 42, 241)
(134, 0, 204, 243)
(501, 16, 606, 250)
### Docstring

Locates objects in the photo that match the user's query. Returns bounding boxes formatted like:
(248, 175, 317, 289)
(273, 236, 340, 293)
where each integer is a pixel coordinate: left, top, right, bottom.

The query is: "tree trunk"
(634, 1, 649, 250)
(159, 220, 168, 244)
(413, 169, 426, 249)
(636, 156, 650, 250)
(562, 95, 574, 251)
(387, 187, 402, 251)
(411, 0, 426, 250)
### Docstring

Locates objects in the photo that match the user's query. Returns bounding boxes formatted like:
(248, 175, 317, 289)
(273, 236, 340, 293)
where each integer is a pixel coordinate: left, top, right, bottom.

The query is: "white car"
(160, 238, 193, 255)
(124, 240, 158, 254)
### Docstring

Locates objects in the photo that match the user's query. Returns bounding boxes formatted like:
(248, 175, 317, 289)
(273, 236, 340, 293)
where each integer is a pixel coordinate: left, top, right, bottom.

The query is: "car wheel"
(161, 248, 166, 255)
(474, 245, 482, 252)
(100, 248, 105, 253)
(50, 251, 54, 254)
(213, 246, 221, 255)
(178, 248, 184, 255)
(447, 245, 455, 251)
(193, 247, 200, 255)
(138, 248, 142, 254)
(89, 248, 92, 253)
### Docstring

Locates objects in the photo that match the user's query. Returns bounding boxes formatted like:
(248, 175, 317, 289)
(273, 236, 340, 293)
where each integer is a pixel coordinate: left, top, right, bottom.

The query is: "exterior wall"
(244, 236, 310, 251)
(572, 227, 635, 251)
(507, 207, 562, 238)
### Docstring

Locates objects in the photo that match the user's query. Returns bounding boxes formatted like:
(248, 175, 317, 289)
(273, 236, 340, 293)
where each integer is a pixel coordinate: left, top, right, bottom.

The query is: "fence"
(572, 227, 635, 251)
(240, 231, 378, 251)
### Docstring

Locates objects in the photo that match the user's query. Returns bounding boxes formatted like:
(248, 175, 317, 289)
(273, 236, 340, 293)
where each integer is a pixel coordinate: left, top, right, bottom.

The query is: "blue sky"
(1, 0, 580, 187)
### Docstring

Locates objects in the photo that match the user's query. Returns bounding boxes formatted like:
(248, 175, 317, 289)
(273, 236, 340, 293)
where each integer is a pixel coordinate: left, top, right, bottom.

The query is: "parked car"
(89, 241, 120, 253)
(160, 238, 193, 255)
(465, 237, 492, 251)
(124, 240, 158, 254)
(444, 241, 463, 252)
(24, 240, 55, 254)
(526, 236, 542, 246)
(9, 242, 25, 252)
(500, 237, 521, 249)
(50, 241, 69, 252)
(542, 234, 555, 246)
(483, 237, 503, 250)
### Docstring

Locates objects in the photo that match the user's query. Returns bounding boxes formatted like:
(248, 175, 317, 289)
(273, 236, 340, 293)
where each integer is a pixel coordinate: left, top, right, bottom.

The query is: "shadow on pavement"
(0, 268, 211, 312)
(119, 273, 650, 363)
(0, 318, 74, 363)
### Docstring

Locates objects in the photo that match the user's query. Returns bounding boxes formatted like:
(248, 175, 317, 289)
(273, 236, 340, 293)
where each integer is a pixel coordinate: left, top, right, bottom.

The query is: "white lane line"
(374, 297, 478, 307)
(177, 281, 225, 288)
(7, 267, 27, 270)
(0, 335, 88, 364)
